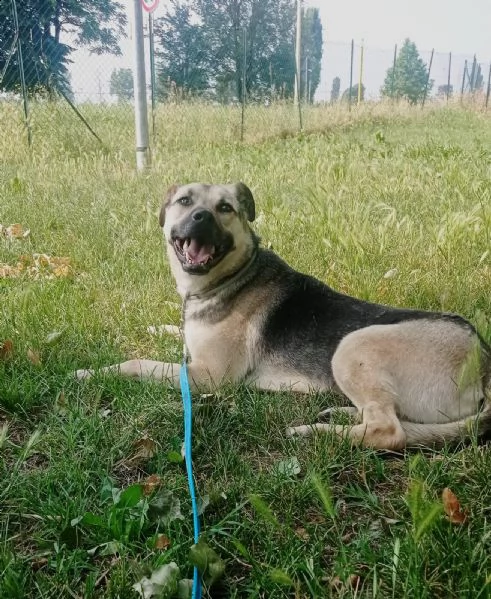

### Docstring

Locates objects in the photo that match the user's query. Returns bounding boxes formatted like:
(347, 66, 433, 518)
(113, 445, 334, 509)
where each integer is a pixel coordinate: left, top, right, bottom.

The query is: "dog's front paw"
(286, 425, 313, 438)
(75, 368, 95, 380)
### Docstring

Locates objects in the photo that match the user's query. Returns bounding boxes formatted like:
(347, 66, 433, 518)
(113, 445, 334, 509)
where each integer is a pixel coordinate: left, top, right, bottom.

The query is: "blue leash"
(180, 359, 202, 599)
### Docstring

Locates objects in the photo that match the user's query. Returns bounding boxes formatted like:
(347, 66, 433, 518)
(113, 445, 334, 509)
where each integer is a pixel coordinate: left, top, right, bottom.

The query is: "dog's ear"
(159, 184, 179, 227)
(235, 182, 255, 222)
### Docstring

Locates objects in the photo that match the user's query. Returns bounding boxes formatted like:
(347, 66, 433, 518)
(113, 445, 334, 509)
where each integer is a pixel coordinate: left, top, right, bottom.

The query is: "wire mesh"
(1, 0, 490, 154)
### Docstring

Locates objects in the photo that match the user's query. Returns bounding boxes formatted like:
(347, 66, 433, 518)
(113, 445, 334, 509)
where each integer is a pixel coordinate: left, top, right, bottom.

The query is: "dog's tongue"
(185, 238, 215, 264)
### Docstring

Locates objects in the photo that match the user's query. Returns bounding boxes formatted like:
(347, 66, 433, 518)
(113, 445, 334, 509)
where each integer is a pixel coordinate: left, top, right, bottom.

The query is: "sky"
(306, 0, 490, 57)
(69, 0, 491, 102)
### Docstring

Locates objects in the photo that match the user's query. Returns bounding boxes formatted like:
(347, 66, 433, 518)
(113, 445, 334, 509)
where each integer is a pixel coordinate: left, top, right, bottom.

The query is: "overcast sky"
(306, 0, 490, 56)
(69, 0, 491, 102)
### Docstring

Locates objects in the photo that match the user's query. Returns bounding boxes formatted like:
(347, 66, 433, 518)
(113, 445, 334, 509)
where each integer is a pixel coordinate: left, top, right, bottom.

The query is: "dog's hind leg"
(287, 397, 406, 450)
(287, 328, 408, 449)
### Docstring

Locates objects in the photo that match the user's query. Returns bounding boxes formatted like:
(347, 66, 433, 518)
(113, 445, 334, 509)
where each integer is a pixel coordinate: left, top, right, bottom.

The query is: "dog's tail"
(401, 400, 491, 447)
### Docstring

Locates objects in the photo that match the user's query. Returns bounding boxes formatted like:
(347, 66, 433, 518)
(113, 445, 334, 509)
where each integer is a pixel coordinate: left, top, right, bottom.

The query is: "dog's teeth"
(183, 239, 190, 251)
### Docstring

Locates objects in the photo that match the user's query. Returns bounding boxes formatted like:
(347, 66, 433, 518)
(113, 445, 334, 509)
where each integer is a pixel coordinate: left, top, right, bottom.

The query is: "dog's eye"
(217, 202, 234, 213)
(177, 196, 192, 206)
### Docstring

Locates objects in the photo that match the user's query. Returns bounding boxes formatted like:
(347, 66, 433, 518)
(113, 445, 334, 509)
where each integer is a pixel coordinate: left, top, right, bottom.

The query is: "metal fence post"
(390, 44, 397, 98)
(241, 27, 247, 142)
(358, 39, 364, 104)
(486, 63, 491, 109)
(460, 59, 468, 101)
(446, 52, 452, 102)
(11, 0, 32, 146)
(421, 48, 434, 108)
(149, 12, 157, 137)
(348, 39, 354, 111)
(132, 0, 150, 170)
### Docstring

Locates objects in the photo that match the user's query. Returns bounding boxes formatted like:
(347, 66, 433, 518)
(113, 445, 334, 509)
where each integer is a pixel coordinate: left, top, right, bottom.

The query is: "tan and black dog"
(76, 182, 491, 450)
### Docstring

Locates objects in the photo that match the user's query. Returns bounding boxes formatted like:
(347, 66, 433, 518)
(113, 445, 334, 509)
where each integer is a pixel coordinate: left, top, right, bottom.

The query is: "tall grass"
(1, 101, 490, 597)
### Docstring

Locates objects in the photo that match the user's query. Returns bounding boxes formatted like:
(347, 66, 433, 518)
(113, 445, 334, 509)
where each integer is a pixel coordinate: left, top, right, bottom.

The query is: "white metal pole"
(294, 0, 302, 106)
(132, 0, 150, 170)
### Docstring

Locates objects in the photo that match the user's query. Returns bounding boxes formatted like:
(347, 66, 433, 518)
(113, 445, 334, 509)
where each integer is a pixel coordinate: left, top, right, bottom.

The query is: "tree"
(154, 1, 210, 99)
(155, 0, 323, 102)
(437, 84, 453, 98)
(330, 76, 340, 102)
(0, 0, 126, 95)
(342, 83, 365, 102)
(469, 61, 483, 92)
(110, 68, 134, 102)
(381, 39, 432, 104)
(193, 0, 298, 101)
(300, 7, 322, 102)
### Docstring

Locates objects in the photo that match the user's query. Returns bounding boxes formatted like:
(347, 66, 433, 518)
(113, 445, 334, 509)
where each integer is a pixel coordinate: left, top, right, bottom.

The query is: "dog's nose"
(192, 209, 213, 223)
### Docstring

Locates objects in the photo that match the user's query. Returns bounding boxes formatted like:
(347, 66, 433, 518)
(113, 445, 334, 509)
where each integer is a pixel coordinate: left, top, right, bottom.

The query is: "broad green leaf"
(87, 541, 122, 557)
(274, 456, 301, 477)
(167, 450, 184, 464)
(148, 488, 184, 525)
(117, 483, 143, 508)
(44, 330, 64, 346)
(132, 562, 180, 598)
(81, 512, 105, 527)
(177, 579, 193, 599)
(189, 539, 225, 585)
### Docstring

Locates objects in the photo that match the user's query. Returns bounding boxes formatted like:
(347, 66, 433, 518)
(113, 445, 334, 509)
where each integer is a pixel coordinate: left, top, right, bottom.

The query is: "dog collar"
(185, 249, 259, 302)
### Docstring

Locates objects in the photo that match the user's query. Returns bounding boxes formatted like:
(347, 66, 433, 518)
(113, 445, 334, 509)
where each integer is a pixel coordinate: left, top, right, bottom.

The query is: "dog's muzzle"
(170, 209, 233, 274)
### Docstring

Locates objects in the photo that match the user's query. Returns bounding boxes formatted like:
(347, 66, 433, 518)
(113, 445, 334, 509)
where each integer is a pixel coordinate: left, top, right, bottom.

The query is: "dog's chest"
(183, 298, 259, 381)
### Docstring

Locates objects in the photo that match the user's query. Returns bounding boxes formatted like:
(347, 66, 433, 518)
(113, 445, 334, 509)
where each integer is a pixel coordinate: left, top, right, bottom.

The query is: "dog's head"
(160, 183, 257, 295)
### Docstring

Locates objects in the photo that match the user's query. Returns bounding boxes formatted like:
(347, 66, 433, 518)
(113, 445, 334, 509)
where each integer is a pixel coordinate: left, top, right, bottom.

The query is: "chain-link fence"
(1, 0, 490, 155)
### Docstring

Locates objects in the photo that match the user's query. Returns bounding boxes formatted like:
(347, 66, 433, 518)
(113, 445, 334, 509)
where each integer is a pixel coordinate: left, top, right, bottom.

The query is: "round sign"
(141, 0, 159, 13)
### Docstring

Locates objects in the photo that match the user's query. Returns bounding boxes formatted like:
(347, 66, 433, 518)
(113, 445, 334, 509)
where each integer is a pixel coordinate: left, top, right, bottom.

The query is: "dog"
(76, 182, 491, 450)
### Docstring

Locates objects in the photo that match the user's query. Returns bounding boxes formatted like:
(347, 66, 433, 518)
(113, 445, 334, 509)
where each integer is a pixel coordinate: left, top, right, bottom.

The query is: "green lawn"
(1, 101, 491, 598)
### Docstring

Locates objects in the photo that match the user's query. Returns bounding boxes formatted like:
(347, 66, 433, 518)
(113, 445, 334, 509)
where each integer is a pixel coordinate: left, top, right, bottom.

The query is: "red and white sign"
(141, 0, 159, 13)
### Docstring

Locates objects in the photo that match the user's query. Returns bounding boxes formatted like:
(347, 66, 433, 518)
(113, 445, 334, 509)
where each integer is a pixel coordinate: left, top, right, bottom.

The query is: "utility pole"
(132, 0, 150, 170)
(294, 0, 302, 106)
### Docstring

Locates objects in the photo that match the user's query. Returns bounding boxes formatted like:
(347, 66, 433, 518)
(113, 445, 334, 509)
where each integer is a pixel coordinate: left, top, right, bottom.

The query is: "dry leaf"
(294, 526, 310, 541)
(442, 487, 468, 524)
(1, 223, 29, 239)
(27, 348, 42, 366)
(0, 264, 21, 278)
(329, 574, 361, 592)
(0, 340, 13, 361)
(154, 534, 171, 550)
(131, 437, 158, 460)
(348, 575, 361, 590)
(0, 254, 73, 280)
(329, 576, 343, 591)
(30, 557, 49, 571)
(143, 474, 162, 496)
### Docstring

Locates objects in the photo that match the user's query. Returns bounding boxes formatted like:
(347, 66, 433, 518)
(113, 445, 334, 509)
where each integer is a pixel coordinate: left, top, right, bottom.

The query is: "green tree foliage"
(110, 68, 134, 103)
(154, 1, 210, 99)
(155, 0, 323, 102)
(468, 61, 483, 91)
(381, 39, 432, 104)
(300, 7, 322, 103)
(0, 0, 126, 95)
(342, 83, 365, 102)
(330, 76, 340, 102)
(437, 84, 453, 98)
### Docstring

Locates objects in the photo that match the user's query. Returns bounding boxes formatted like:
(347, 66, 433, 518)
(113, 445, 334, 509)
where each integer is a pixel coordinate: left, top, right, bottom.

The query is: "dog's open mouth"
(173, 237, 229, 273)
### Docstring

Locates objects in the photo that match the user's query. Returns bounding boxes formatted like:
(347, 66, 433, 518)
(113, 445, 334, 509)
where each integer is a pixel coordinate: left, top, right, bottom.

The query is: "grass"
(1, 99, 491, 598)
